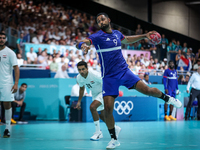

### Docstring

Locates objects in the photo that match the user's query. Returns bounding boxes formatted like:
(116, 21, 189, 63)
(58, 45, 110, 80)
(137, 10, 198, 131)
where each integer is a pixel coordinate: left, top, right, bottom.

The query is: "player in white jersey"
(75, 61, 121, 141)
(0, 32, 20, 138)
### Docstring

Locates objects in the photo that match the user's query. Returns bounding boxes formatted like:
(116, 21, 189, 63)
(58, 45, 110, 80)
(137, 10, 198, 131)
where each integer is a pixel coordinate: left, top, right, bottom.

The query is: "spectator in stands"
(54, 64, 70, 78)
(150, 45, 157, 59)
(50, 57, 58, 72)
(138, 74, 144, 80)
(141, 39, 151, 51)
(127, 43, 134, 50)
(182, 42, 187, 53)
(193, 59, 200, 71)
(32, 32, 42, 44)
(142, 74, 151, 85)
(140, 54, 144, 62)
(178, 75, 185, 85)
(183, 75, 190, 85)
(68, 62, 78, 73)
(47, 55, 53, 65)
(37, 48, 42, 56)
(160, 34, 169, 49)
(26, 47, 37, 64)
(148, 62, 154, 70)
(134, 61, 141, 75)
(174, 40, 182, 52)
(135, 24, 143, 35)
(92, 60, 101, 72)
(88, 54, 94, 66)
(167, 42, 174, 53)
(16, 33, 25, 54)
(135, 56, 141, 64)
(161, 58, 168, 67)
(141, 57, 150, 67)
(175, 49, 183, 69)
(17, 53, 24, 67)
(153, 58, 160, 69)
(195, 48, 200, 61)
(37, 51, 48, 67)
(126, 54, 132, 62)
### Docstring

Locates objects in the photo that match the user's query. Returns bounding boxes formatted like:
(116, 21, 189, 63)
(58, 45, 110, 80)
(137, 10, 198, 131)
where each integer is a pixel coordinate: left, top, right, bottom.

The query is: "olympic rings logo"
(114, 101, 134, 115)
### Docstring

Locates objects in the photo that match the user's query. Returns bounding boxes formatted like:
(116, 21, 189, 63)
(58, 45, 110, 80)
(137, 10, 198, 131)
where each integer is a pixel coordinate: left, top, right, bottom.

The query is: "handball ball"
(119, 91, 123, 97)
(149, 32, 161, 45)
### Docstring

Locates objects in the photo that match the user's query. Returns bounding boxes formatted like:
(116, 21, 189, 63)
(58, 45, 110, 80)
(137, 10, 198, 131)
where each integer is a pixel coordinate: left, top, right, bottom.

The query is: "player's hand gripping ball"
(149, 32, 161, 45)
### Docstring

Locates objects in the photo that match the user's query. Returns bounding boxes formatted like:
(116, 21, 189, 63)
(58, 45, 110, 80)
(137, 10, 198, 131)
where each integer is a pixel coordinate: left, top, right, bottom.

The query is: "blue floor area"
(0, 121, 200, 150)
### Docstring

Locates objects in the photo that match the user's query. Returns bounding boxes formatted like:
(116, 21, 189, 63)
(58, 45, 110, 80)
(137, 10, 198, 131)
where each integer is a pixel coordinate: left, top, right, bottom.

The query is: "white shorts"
(93, 92, 104, 111)
(0, 85, 14, 102)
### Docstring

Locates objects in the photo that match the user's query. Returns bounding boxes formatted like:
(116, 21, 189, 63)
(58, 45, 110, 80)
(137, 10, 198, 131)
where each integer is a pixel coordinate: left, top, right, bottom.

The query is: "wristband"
(78, 42, 85, 49)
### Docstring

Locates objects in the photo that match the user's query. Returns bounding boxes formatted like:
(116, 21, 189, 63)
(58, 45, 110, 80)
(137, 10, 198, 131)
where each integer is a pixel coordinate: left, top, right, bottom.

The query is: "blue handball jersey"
(88, 30, 127, 77)
(163, 69, 178, 91)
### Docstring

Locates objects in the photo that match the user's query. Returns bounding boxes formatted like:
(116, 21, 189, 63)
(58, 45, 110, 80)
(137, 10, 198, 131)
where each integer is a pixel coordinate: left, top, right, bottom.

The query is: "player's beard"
(100, 24, 110, 32)
(169, 65, 174, 69)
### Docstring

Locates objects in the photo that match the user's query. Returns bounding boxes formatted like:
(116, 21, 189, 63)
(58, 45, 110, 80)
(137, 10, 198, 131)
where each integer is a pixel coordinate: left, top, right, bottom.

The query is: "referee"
(185, 66, 200, 120)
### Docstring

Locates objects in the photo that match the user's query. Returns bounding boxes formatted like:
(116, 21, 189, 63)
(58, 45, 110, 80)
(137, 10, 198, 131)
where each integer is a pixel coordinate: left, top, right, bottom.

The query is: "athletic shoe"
(90, 131, 103, 141)
(169, 115, 177, 121)
(3, 129, 10, 138)
(18, 119, 28, 124)
(11, 118, 16, 124)
(115, 125, 121, 139)
(164, 115, 171, 121)
(166, 96, 182, 108)
(106, 138, 120, 149)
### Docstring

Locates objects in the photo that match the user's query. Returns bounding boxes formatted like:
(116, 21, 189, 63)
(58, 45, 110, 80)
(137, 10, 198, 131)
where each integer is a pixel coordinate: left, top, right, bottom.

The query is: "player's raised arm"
(76, 39, 91, 54)
(121, 31, 156, 44)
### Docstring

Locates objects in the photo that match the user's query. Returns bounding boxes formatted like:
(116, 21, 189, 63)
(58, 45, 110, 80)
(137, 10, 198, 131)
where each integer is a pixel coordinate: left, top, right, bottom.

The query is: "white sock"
(94, 120, 100, 132)
(5, 108, 12, 131)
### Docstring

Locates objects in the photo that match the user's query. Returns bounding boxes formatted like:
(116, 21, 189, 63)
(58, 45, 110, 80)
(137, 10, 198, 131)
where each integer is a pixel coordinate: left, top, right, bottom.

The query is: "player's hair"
(21, 83, 27, 87)
(77, 61, 87, 68)
(144, 74, 149, 78)
(96, 12, 109, 20)
(0, 32, 6, 36)
(168, 60, 174, 65)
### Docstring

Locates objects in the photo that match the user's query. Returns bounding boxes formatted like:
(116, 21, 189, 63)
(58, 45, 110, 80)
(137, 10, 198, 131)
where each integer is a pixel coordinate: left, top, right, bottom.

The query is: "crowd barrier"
(17, 78, 188, 121)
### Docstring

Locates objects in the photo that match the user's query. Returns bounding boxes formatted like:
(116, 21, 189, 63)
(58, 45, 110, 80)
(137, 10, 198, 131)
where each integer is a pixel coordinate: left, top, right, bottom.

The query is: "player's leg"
(122, 69, 182, 108)
(11, 102, 17, 123)
(164, 103, 170, 121)
(196, 92, 200, 120)
(185, 88, 198, 120)
(103, 77, 120, 149)
(90, 100, 103, 141)
(134, 80, 182, 108)
(3, 102, 12, 138)
(19, 102, 26, 121)
(1, 85, 14, 138)
(1, 102, 5, 123)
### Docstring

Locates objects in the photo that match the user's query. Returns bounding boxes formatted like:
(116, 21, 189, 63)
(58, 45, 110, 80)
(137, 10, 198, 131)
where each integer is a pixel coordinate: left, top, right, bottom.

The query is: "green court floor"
(0, 121, 200, 150)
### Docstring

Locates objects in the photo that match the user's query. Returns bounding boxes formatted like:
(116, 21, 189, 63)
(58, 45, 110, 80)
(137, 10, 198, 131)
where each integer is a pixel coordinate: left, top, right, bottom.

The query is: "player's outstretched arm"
(11, 65, 20, 93)
(76, 39, 91, 54)
(121, 31, 156, 44)
(75, 86, 85, 110)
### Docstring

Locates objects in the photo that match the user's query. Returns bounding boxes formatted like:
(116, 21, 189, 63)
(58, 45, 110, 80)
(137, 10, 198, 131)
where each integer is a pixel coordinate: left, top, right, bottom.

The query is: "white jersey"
(0, 46, 18, 87)
(77, 69, 102, 96)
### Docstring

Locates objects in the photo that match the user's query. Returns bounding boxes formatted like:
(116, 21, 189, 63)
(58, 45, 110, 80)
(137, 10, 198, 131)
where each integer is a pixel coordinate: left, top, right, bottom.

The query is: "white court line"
(159, 143, 167, 145)
(64, 147, 104, 150)
(131, 142, 138, 144)
(174, 144, 182, 146)
(35, 138, 44, 140)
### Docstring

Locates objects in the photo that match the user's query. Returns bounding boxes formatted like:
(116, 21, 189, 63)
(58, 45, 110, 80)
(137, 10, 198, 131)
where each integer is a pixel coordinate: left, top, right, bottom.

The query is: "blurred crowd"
(1, 0, 200, 79)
